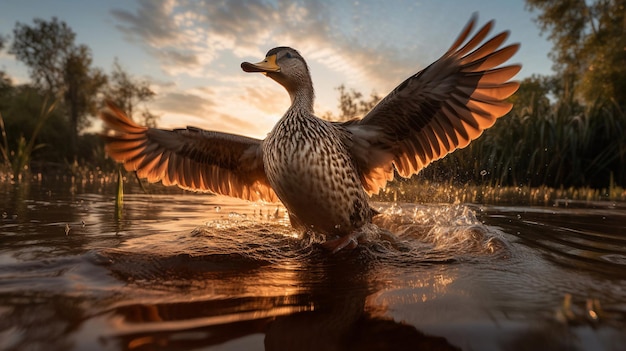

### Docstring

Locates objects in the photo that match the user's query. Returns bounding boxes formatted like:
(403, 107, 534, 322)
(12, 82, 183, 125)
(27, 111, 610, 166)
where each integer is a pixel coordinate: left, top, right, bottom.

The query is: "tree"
(526, 0, 626, 109)
(323, 84, 381, 121)
(106, 59, 158, 127)
(0, 37, 11, 96)
(10, 17, 75, 93)
(0, 75, 11, 101)
(10, 17, 107, 157)
(64, 45, 107, 151)
(507, 74, 554, 119)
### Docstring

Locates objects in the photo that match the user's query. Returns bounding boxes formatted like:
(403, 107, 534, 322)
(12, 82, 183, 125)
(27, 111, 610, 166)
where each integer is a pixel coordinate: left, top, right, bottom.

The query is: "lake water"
(1, 179, 625, 350)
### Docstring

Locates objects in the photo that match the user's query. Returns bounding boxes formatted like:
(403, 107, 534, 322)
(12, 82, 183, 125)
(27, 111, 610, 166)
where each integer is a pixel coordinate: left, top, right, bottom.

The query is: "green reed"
(115, 167, 124, 219)
(419, 93, 625, 190)
(0, 95, 57, 181)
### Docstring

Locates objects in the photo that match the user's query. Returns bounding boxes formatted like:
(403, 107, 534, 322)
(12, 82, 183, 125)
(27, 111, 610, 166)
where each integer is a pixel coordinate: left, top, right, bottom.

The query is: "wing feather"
(100, 101, 278, 202)
(462, 44, 520, 72)
(460, 32, 509, 64)
(345, 15, 520, 194)
(471, 82, 519, 100)
(454, 20, 494, 57)
(444, 13, 478, 55)
(476, 65, 521, 84)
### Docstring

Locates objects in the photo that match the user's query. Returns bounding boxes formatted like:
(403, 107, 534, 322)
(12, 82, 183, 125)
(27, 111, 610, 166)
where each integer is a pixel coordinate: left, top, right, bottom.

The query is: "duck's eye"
(285, 52, 293, 59)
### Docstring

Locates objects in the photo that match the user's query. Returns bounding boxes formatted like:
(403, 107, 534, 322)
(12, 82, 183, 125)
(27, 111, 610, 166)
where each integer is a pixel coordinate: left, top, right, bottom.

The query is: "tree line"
(0, 17, 156, 178)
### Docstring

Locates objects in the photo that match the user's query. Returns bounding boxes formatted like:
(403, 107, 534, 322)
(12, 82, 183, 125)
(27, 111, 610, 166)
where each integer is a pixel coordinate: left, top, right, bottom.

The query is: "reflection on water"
(102, 246, 462, 351)
(1, 181, 626, 350)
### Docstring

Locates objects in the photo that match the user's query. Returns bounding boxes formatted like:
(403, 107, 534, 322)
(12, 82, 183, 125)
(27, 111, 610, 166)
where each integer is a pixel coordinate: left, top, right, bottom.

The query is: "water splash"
(100, 202, 509, 281)
(371, 202, 509, 260)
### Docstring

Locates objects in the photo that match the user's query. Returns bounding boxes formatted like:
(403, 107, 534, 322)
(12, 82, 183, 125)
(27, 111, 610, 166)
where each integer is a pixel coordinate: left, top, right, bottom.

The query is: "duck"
(101, 15, 520, 252)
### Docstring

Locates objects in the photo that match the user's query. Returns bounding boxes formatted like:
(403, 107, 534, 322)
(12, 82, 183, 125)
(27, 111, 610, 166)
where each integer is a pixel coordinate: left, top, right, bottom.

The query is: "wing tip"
(100, 100, 147, 134)
(446, 13, 480, 54)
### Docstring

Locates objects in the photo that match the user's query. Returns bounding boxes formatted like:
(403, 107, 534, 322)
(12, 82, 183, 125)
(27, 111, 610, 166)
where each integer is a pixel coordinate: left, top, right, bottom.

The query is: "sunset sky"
(0, 0, 553, 138)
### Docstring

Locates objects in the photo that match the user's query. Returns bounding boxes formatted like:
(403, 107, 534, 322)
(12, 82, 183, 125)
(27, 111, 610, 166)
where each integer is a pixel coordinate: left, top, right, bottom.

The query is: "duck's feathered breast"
(263, 113, 370, 233)
(263, 112, 351, 191)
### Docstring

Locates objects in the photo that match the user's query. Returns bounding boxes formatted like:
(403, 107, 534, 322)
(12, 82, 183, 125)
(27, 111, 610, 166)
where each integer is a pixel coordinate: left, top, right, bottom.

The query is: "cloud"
(110, 0, 420, 85)
(240, 85, 290, 115)
(111, 0, 210, 75)
(153, 91, 214, 116)
(147, 82, 277, 138)
(214, 111, 261, 134)
(111, 0, 180, 47)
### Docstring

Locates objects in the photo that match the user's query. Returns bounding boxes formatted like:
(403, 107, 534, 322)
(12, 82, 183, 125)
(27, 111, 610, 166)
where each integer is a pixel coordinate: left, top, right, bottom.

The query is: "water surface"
(1, 181, 625, 350)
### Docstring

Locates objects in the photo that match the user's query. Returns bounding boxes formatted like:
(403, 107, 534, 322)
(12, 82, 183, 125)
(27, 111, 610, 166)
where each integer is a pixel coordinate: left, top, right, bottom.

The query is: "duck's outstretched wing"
(101, 102, 278, 202)
(344, 15, 521, 194)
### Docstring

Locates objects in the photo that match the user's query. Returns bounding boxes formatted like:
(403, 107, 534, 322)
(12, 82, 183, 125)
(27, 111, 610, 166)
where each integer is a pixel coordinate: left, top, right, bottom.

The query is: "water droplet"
(65, 223, 71, 235)
(81, 220, 85, 228)
(480, 170, 488, 176)
(334, 224, 341, 229)
(214, 206, 221, 212)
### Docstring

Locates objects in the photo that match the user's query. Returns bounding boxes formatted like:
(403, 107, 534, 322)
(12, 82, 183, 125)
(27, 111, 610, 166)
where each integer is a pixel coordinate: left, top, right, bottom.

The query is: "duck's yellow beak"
(241, 54, 280, 74)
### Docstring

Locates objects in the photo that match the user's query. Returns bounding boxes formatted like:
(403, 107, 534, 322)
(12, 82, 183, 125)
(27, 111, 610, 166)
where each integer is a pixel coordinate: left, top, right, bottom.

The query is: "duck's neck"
(286, 80, 315, 115)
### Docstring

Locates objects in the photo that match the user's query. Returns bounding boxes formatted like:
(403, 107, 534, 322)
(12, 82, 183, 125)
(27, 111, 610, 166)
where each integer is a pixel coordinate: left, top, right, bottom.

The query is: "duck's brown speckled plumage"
(264, 109, 373, 236)
(100, 15, 521, 252)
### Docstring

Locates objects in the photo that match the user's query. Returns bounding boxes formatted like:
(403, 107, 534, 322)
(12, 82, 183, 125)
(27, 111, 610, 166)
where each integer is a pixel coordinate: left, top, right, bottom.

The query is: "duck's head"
(241, 47, 313, 103)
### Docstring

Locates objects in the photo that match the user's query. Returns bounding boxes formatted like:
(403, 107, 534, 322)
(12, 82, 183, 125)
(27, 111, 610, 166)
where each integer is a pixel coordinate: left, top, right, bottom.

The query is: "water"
(1, 181, 625, 351)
